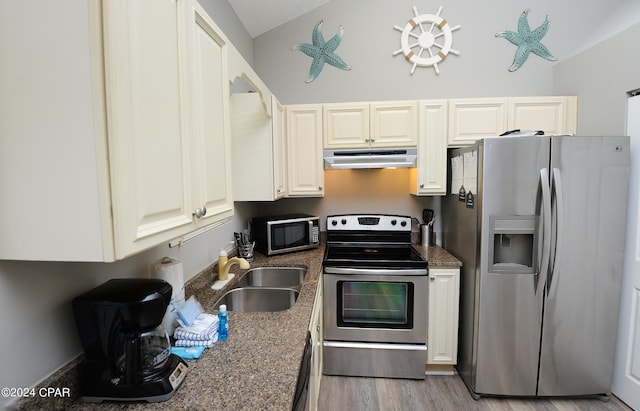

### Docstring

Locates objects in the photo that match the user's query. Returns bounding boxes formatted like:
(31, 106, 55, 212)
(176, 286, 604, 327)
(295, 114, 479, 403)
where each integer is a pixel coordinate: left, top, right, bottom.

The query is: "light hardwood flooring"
(318, 374, 634, 411)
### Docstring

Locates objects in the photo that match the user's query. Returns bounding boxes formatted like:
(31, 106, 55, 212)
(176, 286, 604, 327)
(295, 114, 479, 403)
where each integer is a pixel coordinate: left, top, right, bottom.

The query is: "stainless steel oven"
(322, 215, 428, 380)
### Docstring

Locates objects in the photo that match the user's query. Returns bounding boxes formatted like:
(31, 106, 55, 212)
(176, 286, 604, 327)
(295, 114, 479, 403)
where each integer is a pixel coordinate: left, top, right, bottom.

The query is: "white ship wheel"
(393, 6, 461, 75)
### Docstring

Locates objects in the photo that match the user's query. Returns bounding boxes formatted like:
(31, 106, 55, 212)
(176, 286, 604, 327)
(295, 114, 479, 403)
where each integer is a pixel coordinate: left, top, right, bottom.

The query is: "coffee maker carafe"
(72, 278, 187, 403)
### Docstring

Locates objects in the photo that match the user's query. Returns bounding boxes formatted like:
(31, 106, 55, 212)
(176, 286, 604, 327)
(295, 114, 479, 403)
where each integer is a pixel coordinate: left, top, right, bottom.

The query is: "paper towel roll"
(152, 257, 186, 334)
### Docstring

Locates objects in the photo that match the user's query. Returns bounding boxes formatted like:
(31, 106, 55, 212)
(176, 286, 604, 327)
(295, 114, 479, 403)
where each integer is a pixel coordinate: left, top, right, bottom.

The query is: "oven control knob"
(341, 219, 347, 225)
(400, 220, 407, 227)
(331, 219, 338, 226)
(391, 219, 397, 225)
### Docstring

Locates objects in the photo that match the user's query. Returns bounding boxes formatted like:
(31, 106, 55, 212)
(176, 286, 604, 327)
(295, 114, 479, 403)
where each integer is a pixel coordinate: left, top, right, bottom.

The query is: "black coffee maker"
(72, 278, 187, 403)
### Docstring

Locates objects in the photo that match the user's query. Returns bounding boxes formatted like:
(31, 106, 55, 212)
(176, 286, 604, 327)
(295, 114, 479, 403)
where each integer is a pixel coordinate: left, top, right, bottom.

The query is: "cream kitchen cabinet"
(427, 267, 460, 366)
(447, 96, 578, 146)
(231, 93, 287, 201)
(308, 276, 323, 411)
(0, 0, 232, 261)
(509, 96, 578, 136)
(410, 100, 448, 196)
(323, 101, 418, 149)
(286, 105, 324, 197)
(181, 0, 234, 229)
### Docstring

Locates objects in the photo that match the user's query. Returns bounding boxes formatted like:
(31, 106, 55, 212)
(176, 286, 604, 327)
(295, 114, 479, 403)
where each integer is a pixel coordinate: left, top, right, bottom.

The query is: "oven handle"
(323, 267, 428, 276)
(324, 341, 427, 351)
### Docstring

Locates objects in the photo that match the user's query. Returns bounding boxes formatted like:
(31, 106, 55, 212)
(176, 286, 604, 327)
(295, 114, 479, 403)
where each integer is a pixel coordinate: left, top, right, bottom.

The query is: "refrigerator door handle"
(548, 168, 564, 295)
(537, 168, 552, 295)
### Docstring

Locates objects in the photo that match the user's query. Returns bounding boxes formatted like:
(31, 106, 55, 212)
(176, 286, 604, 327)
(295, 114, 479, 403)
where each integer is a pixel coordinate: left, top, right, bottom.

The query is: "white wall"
(253, 0, 630, 104)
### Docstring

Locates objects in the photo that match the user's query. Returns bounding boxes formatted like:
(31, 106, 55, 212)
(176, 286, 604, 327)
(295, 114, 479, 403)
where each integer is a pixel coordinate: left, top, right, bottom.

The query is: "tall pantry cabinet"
(0, 0, 233, 261)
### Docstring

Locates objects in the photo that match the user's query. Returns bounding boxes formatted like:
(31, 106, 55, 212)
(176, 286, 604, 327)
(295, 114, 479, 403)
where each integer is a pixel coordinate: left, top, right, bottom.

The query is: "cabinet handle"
(193, 205, 207, 219)
(430, 276, 435, 281)
(365, 137, 370, 142)
(318, 186, 323, 191)
(420, 184, 425, 188)
(370, 137, 375, 142)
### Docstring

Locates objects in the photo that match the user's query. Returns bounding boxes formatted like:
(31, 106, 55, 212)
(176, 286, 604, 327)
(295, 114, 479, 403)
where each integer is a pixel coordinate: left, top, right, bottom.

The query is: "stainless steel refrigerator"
(443, 136, 630, 398)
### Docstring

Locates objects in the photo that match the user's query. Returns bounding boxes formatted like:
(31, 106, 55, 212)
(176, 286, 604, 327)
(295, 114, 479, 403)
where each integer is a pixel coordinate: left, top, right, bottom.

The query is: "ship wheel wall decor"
(393, 6, 461, 75)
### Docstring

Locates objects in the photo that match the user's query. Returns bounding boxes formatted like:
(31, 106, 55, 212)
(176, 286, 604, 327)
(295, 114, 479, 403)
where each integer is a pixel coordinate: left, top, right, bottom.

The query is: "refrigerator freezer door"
(474, 137, 550, 396)
(538, 136, 629, 396)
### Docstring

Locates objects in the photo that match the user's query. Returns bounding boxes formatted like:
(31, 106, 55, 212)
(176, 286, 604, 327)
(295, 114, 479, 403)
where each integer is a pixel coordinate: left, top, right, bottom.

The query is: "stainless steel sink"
(213, 287, 299, 312)
(236, 267, 307, 289)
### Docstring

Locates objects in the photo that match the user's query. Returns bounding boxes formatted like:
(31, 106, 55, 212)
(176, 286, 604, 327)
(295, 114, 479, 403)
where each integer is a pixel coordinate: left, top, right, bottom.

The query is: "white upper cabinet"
(286, 105, 325, 197)
(410, 100, 448, 196)
(0, 0, 233, 261)
(447, 98, 508, 146)
(324, 101, 418, 149)
(182, 0, 234, 227)
(448, 96, 578, 146)
(232, 93, 287, 201)
(106, 0, 202, 258)
(273, 99, 288, 197)
(370, 101, 419, 147)
(508, 96, 578, 136)
(107, 0, 234, 258)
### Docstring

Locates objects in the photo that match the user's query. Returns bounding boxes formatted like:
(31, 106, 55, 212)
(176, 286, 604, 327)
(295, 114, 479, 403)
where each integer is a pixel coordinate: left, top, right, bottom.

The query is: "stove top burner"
(323, 243, 427, 269)
(323, 214, 427, 270)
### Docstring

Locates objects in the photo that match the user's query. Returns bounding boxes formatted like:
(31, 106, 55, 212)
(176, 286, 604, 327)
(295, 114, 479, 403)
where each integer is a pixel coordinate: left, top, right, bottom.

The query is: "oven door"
(323, 270, 427, 344)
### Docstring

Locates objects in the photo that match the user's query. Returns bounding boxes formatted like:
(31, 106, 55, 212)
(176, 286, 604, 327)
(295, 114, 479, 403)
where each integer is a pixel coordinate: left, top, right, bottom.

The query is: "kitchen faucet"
(218, 253, 249, 281)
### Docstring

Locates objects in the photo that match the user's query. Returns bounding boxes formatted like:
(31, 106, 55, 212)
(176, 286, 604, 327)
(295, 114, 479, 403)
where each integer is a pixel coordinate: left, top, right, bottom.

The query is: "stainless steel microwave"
(251, 214, 320, 256)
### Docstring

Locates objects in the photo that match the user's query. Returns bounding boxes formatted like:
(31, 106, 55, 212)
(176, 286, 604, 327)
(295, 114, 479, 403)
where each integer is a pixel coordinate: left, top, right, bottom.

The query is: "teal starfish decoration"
(292, 20, 351, 83)
(496, 9, 557, 72)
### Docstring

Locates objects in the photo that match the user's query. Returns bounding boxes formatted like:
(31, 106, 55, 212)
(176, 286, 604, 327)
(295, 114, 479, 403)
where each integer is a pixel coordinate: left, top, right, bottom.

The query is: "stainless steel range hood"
(323, 148, 417, 169)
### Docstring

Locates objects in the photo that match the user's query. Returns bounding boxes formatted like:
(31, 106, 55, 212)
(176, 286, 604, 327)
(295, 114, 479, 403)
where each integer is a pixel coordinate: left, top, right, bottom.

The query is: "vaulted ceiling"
(228, 0, 330, 38)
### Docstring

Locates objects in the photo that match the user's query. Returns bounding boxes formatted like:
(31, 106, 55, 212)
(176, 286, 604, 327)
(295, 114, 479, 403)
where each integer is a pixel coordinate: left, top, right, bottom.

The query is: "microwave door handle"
(537, 168, 552, 296)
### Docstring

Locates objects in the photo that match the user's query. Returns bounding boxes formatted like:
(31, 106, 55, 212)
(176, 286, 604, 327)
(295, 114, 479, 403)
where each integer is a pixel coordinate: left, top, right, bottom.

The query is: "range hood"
(323, 148, 417, 169)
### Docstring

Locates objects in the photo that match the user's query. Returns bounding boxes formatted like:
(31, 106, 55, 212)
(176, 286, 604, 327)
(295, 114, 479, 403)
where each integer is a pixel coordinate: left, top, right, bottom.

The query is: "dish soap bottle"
(218, 304, 228, 340)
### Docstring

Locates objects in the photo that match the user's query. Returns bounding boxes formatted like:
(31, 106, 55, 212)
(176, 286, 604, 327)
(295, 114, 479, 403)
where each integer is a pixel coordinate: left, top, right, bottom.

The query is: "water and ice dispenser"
(488, 215, 538, 274)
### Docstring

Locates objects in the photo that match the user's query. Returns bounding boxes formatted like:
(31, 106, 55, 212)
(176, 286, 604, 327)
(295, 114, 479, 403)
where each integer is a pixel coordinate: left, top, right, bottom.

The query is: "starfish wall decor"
(292, 20, 351, 83)
(496, 9, 557, 72)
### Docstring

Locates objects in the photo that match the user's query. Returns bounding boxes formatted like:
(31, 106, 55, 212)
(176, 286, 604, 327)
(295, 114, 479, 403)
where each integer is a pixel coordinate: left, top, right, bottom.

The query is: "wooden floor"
(318, 374, 634, 411)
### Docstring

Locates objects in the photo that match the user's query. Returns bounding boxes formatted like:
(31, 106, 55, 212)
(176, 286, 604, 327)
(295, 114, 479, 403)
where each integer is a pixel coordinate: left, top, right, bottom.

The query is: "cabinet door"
(286, 105, 324, 197)
(104, 0, 194, 259)
(508, 96, 578, 136)
(323, 103, 369, 148)
(410, 100, 448, 196)
(0, 0, 113, 261)
(273, 97, 287, 198)
(308, 277, 323, 411)
(448, 98, 507, 146)
(185, 1, 233, 226)
(370, 101, 418, 147)
(428, 268, 460, 364)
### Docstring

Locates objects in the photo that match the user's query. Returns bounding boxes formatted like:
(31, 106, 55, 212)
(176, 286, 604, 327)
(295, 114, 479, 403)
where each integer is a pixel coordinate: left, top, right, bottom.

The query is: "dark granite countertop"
(419, 244, 464, 268)
(13, 243, 460, 411)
